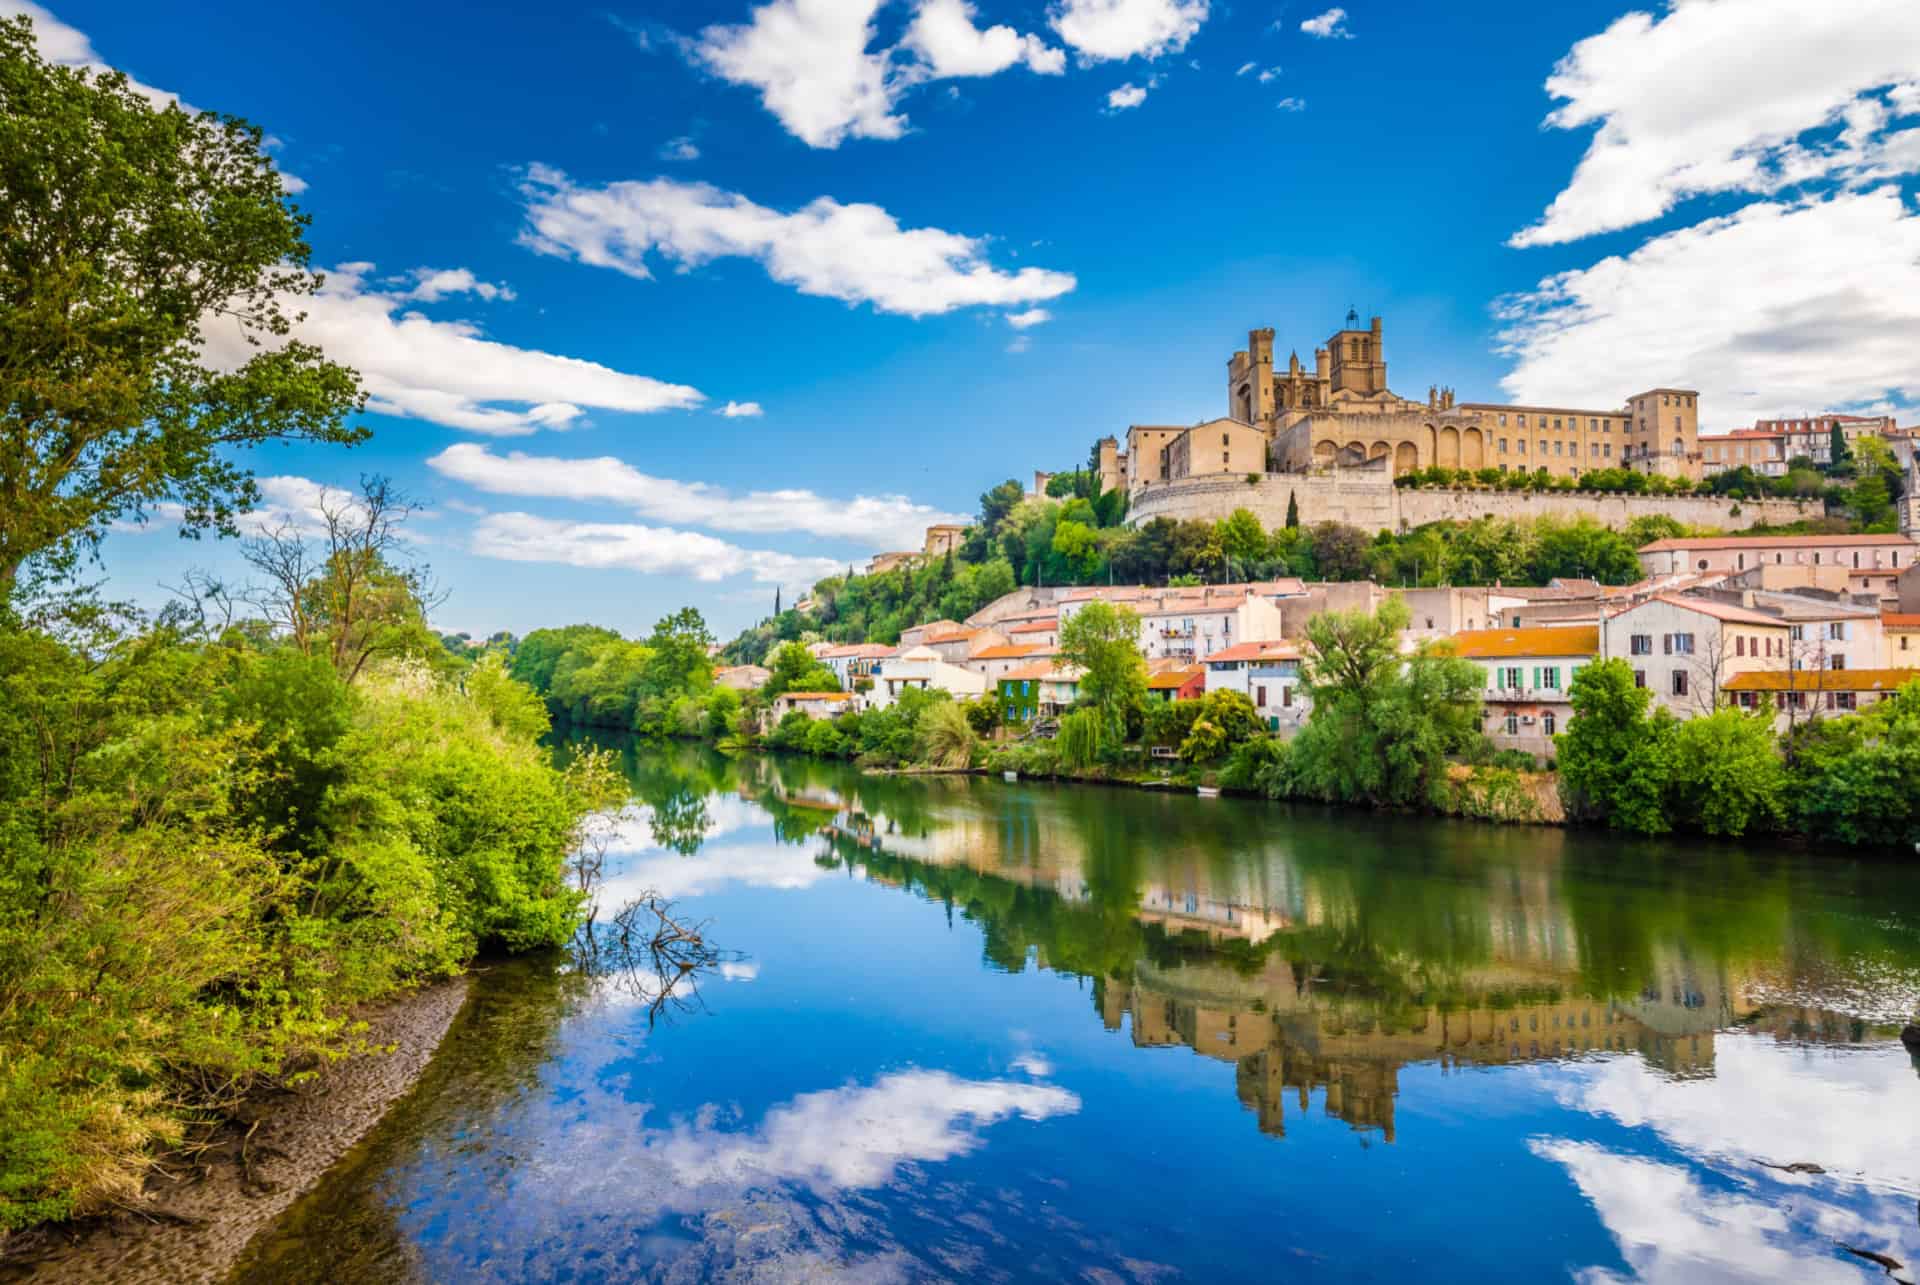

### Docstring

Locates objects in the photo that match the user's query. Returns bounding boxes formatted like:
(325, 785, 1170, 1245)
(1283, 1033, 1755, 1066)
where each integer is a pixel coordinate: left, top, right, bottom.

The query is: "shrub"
(920, 700, 977, 769)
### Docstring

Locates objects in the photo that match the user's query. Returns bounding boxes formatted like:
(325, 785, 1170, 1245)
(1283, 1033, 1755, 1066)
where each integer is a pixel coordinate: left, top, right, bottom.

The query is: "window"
(1671, 670, 1689, 696)
(1736, 691, 1757, 709)
(1668, 633, 1695, 655)
(1630, 634, 1652, 655)
(1735, 636, 1745, 658)
(1554, 418, 1563, 430)
(1281, 685, 1293, 708)
(1255, 685, 1267, 706)
(1827, 621, 1850, 641)
(1828, 691, 1857, 711)
(1499, 438, 1508, 453)
(1505, 713, 1518, 735)
(1543, 712, 1557, 737)
(1539, 439, 1548, 456)
(1634, 669, 1647, 688)
(1498, 413, 1508, 426)
(1604, 443, 1611, 458)
(1554, 441, 1563, 456)
(1538, 666, 1561, 690)
(1499, 665, 1523, 689)
(1519, 439, 1527, 454)
(1518, 414, 1528, 427)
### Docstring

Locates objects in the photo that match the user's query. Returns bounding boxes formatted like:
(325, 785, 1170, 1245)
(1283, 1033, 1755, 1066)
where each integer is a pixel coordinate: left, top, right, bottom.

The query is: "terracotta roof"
(922, 628, 979, 644)
(817, 643, 895, 658)
(1723, 669, 1920, 693)
(969, 643, 1045, 660)
(1447, 626, 1599, 659)
(1883, 613, 1920, 628)
(1147, 667, 1204, 689)
(1639, 593, 1790, 626)
(1640, 534, 1916, 552)
(1007, 619, 1058, 633)
(1203, 640, 1302, 664)
(781, 691, 852, 702)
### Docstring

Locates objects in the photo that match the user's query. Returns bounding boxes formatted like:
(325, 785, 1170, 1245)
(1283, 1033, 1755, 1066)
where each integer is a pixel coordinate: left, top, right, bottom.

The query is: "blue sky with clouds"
(23, 0, 1920, 636)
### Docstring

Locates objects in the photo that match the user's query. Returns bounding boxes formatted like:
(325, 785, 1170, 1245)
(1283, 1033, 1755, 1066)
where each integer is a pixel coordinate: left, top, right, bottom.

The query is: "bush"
(1218, 736, 1287, 793)
(921, 700, 978, 769)
(803, 717, 849, 758)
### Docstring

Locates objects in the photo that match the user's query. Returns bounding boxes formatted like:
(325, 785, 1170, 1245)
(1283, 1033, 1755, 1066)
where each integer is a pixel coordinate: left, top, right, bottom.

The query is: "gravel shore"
(1, 976, 470, 1285)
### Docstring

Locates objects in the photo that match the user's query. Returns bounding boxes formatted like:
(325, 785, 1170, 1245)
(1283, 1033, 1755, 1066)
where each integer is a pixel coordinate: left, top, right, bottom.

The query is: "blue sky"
(24, 0, 1920, 636)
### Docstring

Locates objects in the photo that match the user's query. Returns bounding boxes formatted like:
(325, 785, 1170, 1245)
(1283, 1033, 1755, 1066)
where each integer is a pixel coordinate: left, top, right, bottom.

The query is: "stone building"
(1119, 314, 1702, 497)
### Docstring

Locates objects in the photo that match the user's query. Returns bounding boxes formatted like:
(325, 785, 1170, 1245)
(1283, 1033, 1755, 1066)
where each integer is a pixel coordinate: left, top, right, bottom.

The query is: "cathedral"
(1097, 314, 1702, 497)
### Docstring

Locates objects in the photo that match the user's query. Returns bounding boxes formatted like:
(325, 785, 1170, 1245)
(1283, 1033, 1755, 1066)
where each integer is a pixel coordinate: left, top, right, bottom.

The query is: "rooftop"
(1640, 533, 1916, 552)
(969, 643, 1048, 660)
(1446, 626, 1600, 659)
(1006, 618, 1059, 633)
(1723, 669, 1920, 693)
(1147, 667, 1204, 689)
(1884, 613, 1920, 628)
(781, 691, 853, 702)
(1001, 660, 1086, 683)
(1203, 640, 1303, 664)
(1638, 593, 1791, 626)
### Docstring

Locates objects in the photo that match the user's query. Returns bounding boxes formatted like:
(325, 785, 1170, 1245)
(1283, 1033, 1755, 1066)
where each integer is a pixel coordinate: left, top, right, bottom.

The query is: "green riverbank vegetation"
(0, 25, 617, 1239)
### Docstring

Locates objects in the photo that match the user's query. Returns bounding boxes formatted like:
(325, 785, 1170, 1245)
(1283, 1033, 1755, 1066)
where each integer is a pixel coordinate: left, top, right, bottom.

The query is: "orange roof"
(1723, 669, 1920, 693)
(1447, 626, 1599, 659)
(970, 643, 1045, 660)
(1007, 619, 1058, 633)
(782, 691, 853, 702)
(1640, 534, 1915, 552)
(1203, 640, 1302, 664)
(1883, 613, 1920, 628)
(1147, 667, 1204, 689)
(922, 628, 979, 644)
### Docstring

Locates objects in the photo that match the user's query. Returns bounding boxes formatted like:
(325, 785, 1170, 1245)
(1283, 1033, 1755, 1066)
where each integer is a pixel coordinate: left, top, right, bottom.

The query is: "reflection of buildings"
(1097, 951, 1730, 1141)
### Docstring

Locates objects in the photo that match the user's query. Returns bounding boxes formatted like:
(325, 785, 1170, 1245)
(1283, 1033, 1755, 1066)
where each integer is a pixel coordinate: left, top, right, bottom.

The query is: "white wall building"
(1201, 640, 1307, 733)
(1601, 594, 1790, 716)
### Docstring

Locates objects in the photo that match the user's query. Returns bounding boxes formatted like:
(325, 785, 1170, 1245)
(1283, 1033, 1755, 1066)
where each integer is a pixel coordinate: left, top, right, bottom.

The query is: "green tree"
(0, 17, 365, 595)
(1216, 508, 1268, 566)
(1665, 707, 1786, 837)
(977, 479, 1026, 538)
(1306, 521, 1372, 580)
(1285, 490, 1300, 529)
(1789, 681, 1920, 847)
(764, 641, 839, 697)
(1058, 601, 1146, 744)
(1556, 659, 1677, 833)
(1829, 423, 1853, 474)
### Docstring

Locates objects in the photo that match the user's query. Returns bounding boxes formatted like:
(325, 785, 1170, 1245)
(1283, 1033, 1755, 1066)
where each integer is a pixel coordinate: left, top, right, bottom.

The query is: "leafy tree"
(1058, 601, 1146, 744)
(1217, 508, 1268, 565)
(1829, 423, 1852, 474)
(1665, 708, 1786, 837)
(764, 641, 839, 697)
(641, 607, 715, 701)
(1788, 681, 1920, 847)
(1531, 517, 1641, 583)
(0, 16, 365, 595)
(921, 700, 977, 768)
(1285, 490, 1300, 529)
(511, 624, 620, 692)
(1556, 659, 1677, 833)
(977, 479, 1026, 538)
(1306, 521, 1372, 580)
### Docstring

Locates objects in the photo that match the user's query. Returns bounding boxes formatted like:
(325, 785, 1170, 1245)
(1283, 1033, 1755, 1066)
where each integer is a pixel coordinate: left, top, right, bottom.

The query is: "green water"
(234, 743, 1920, 1283)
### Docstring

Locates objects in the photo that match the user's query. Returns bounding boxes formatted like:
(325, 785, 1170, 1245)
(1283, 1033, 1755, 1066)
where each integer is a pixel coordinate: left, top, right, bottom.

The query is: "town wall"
(1125, 471, 1816, 534)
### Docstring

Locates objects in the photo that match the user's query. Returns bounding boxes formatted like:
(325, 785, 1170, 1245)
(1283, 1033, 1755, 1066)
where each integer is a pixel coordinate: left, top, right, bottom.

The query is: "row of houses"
(736, 532, 1920, 754)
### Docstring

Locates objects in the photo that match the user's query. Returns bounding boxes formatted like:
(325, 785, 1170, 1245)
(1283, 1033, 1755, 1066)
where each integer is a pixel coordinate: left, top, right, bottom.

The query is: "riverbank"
(0, 977, 471, 1285)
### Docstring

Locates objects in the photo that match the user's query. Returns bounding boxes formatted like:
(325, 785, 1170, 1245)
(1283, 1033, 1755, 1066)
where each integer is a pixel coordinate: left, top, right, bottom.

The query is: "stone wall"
(1125, 471, 1816, 534)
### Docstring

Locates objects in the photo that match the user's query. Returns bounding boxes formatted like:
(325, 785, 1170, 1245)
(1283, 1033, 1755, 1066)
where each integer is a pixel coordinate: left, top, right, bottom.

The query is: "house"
(714, 664, 770, 691)
(918, 625, 1009, 666)
(1202, 640, 1306, 733)
(865, 645, 988, 709)
(898, 619, 963, 648)
(963, 642, 1056, 682)
(1004, 617, 1060, 648)
(1146, 666, 1206, 703)
(769, 691, 855, 724)
(1601, 594, 1790, 716)
(865, 551, 917, 576)
(1132, 587, 1288, 663)
(997, 660, 1085, 723)
(1722, 668, 1920, 728)
(1698, 428, 1789, 478)
(1885, 613, 1920, 662)
(1636, 533, 1916, 580)
(1448, 625, 1598, 756)
(1687, 590, 1884, 671)
(817, 643, 895, 691)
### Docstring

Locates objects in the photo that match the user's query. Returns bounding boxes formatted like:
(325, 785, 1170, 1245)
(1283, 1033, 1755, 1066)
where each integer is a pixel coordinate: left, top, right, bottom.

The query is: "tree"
(1058, 601, 1146, 744)
(1307, 522, 1372, 580)
(0, 16, 364, 596)
(1665, 708, 1786, 837)
(1829, 423, 1853, 474)
(1788, 680, 1920, 847)
(1556, 659, 1677, 833)
(1216, 508, 1268, 566)
(977, 479, 1026, 538)
(764, 641, 839, 697)
(238, 477, 440, 684)
(1285, 490, 1300, 529)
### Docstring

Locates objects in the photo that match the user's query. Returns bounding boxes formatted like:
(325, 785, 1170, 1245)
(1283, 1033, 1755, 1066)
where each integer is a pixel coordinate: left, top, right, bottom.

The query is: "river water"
(234, 742, 1920, 1283)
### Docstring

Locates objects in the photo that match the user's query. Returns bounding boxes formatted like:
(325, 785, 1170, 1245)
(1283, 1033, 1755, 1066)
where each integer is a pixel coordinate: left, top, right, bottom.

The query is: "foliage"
(0, 17, 365, 594)
(1218, 736, 1287, 794)
(1665, 708, 1786, 837)
(1556, 659, 1678, 834)
(1450, 766, 1542, 823)
(920, 700, 978, 769)
(1055, 708, 1103, 771)
(1787, 682, 1920, 847)
(1058, 602, 1146, 744)
(764, 641, 841, 699)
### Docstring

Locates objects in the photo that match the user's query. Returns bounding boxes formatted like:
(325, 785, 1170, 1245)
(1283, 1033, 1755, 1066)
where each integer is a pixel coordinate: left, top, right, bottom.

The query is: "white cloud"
(1235, 60, 1255, 76)
(693, 0, 900, 149)
(1510, 0, 1920, 247)
(1007, 334, 1032, 354)
(658, 135, 701, 161)
(1048, 0, 1209, 64)
(1104, 81, 1149, 111)
(1006, 308, 1053, 328)
(469, 512, 844, 587)
(1299, 7, 1351, 39)
(392, 266, 515, 303)
(1257, 65, 1282, 83)
(429, 442, 967, 548)
(1497, 187, 1920, 428)
(518, 166, 1075, 318)
(200, 262, 703, 435)
(717, 400, 764, 418)
(690, 0, 1062, 149)
(1009, 1051, 1053, 1076)
(652, 1070, 1080, 1194)
(901, 0, 1065, 79)
(1275, 96, 1306, 112)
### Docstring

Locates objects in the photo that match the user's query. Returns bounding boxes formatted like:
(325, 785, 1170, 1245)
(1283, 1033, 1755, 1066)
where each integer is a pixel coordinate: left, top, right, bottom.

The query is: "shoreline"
(0, 976, 471, 1285)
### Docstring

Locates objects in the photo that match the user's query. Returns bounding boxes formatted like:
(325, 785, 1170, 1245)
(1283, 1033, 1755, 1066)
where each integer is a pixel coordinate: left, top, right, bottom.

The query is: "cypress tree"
(1286, 490, 1300, 529)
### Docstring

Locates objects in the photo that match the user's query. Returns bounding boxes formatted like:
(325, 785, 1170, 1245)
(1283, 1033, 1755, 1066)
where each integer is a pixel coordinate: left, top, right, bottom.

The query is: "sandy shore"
(1, 976, 470, 1285)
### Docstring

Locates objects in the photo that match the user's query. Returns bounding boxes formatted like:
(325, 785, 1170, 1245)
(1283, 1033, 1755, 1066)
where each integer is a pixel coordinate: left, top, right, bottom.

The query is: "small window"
(1543, 712, 1557, 737)
(1505, 713, 1518, 735)
(1671, 671, 1689, 696)
(1634, 669, 1647, 688)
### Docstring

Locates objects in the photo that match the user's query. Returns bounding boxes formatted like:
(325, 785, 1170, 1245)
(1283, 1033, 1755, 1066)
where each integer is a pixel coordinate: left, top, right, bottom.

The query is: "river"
(233, 741, 1920, 1283)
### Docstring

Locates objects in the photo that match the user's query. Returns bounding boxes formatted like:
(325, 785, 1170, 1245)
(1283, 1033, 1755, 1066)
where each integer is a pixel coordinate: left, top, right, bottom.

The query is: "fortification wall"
(1125, 471, 1816, 534)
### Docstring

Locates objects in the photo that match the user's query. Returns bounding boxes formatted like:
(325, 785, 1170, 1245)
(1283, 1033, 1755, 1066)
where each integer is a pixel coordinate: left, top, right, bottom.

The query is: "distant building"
(769, 691, 855, 723)
(1602, 595, 1790, 717)
(1202, 640, 1306, 733)
(1723, 667, 1920, 726)
(1636, 533, 1917, 581)
(714, 664, 770, 691)
(866, 551, 917, 576)
(1146, 666, 1206, 703)
(866, 645, 988, 709)
(1448, 625, 1598, 757)
(923, 524, 967, 559)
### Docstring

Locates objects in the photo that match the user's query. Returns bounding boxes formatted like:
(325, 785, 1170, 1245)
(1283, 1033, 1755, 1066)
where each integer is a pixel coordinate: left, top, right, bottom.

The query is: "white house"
(768, 691, 856, 724)
(865, 645, 989, 709)
(1601, 594, 1790, 716)
(1201, 640, 1307, 733)
(1448, 625, 1597, 756)
(816, 643, 895, 691)
(1134, 588, 1288, 664)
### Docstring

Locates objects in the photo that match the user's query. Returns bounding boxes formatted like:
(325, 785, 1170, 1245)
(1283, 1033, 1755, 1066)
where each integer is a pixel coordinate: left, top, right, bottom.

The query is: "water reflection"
(240, 742, 1920, 1283)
